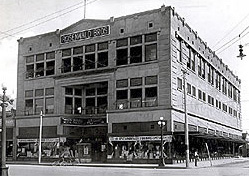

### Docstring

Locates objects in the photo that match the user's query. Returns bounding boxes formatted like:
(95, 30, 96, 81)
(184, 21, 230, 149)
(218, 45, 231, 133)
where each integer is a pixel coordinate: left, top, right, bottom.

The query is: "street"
(7, 161, 249, 176)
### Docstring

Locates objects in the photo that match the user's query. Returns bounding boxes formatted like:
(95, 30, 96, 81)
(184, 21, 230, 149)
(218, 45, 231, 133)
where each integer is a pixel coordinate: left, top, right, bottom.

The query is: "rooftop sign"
(60, 25, 110, 44)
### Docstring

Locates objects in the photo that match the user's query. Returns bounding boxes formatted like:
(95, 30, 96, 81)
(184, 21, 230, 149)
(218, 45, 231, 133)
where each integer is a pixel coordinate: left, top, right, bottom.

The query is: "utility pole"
(38, 111, 43, 164)
(182, 69, 189, 168)
(84, 0, 86, 19)
(1, 87, 9, 176)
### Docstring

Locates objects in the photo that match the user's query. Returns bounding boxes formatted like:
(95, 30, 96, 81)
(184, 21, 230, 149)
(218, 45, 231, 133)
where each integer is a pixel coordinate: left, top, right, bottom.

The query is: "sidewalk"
(7, 157, 249, 169)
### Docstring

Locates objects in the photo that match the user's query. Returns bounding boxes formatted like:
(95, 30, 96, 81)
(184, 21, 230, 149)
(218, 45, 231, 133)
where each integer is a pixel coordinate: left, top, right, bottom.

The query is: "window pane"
(116, 48, 128, 65)
(35, 89, 44, 97)
(98, 42, 108, 50)
(36, 54, 44, 62)
(97, 96, 107, 114)
(65, 88, 73, 95)
(73, 56, 83, 71)
(145, 87, 157, 107)
(65, 97, 73, 114)
(86, 88, 95, 96)
(130, 88, 142, 108)
(45, 97, 54, 114)
(25, 90, 33, 98)
(73, 46, 83, 55)
(97, 52, 108, 68)
(36, 63, 44, 77)
(85, 44, 95, 53)
(62, 48, 71, 57)
(116, 38, 128, 47)
(35, 98, 43, 115)
(130, 77, 142, 87)
(145, 76, 158, 85)
(26, 55, 34, 63)
(26, 64, 34, 79)
(130, 46, 142, 64)
(145, 33, 157, 42)
(85, 54, 95, 69)
(86, 98, 95, 114)
(46, 61, 55, 76)
(25, 99, 33, 115)
(145, 44, 157, 61)
(97, 87, 108, 95)
(74, 98, 82, 114)
(130, 35, 142, 45)
(117, 90, 128, 99)
(116, 79, 128, 88)
(46, 52, 55, 60)
(45, 88, 54, 96)
(75, 89, 82, 96)
(62, 58, 71, 73)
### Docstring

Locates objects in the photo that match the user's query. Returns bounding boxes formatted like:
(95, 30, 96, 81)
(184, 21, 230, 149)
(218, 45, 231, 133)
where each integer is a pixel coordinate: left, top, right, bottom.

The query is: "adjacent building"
(16, 5, 243, 163)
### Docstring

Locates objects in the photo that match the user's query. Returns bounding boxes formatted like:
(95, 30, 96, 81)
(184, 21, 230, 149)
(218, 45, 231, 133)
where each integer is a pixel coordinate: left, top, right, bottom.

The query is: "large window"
(24, 87, 54, 115)
(116, 75, 158, 109)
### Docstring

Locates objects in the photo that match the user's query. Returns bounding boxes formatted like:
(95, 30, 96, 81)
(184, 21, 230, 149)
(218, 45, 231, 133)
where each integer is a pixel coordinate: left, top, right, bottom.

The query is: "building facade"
(16, 6, 243, 163)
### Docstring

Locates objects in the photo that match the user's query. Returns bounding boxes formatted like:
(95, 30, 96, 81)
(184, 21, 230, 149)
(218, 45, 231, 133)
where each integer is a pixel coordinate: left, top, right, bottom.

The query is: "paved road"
(7, 161, 249, 176)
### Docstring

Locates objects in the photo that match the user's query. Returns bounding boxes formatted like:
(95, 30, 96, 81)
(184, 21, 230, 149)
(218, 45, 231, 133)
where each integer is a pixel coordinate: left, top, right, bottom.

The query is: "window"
(145, 76, 158, 85)
(116, 90, 128, 109)
(229, 107, 233, 115)
(201, 59, 205, 79)
(97, 96, 107, 114)
(222, 78, 227, 95)
(86, 98, 95, 114)
(73, 46, 83, 55)
(45, 97, 54, 114)
(145, 44, 157, 61)
(97, 87, 108, 95)
(116, 38, 128, 47)
(222, 103, 227, 112)
(36, 54, 44, 62)
(177, 78, 182, 90)
(35, 62, 44, 77)
(46, 61, 55, 76)
(44, 88, 53, 96)
(25, 99, 33, 115)
(145, 87, 157, 107)
(86, 88, 95, 96)
(130, 35, 142, 45)
(130, 88, 142, 108)
(191, 50, 195, 71)
(85, 44, 95, 53)
(35, 89, 44, 97)
(197, 55, 201, 77)
(116, 79, 128, 88)
(85, 54, 95, 69)
(187, 47, 191, 69)
(75, 89, 82, 96)
(35, 98, 43, 115)
(130, 77, 142, 87)
(74, 98, 82, 114)
(198, 89, 202, 100)
(46, 52, 55, 60)
(73, 56, 83, 71)
(216, 72, 221, 90)
(187, 83, 191, 94)
(26, 64, 34, 79)
(145, 33, 157, 42)
(130, 46, 142, 63)
(176, 39, 182, 62)
(62, 58, 71, 73)
(65, 88, 73, 95)
(26, 55, 34, 63)
(202, 92, 206, 102)
(148, 22, 154, 28)
(116, 49, 128, 65)
(62, 48, 71, 57)
(97, 52, 108, 68)
(25, 90, 33, 98)
(192, 86, 196, 97)
(65, 97, 73, 114)
(98, 42, 108, 51)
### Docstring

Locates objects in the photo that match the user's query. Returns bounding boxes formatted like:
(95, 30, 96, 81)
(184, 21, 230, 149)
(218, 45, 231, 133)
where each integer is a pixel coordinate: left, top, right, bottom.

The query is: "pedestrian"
(194, 150, 199, 166)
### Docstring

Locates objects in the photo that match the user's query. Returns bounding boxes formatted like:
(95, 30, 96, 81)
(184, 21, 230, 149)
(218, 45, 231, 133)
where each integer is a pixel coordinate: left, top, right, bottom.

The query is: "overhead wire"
(0, 0, 99, 40)
(212, 11, 249, 50)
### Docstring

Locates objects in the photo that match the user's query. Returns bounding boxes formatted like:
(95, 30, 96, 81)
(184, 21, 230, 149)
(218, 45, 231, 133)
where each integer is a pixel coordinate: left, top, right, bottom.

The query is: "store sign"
(0, 119, 15, 127)
(109, 135, 173, 142)
(17, 138, 60, 143)
(61, 117, 106, 126)
(60, 25, 110, 44)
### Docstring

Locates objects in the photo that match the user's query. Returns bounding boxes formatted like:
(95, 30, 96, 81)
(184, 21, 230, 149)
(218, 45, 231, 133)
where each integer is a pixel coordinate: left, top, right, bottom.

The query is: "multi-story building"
(16, 5, 243, 163)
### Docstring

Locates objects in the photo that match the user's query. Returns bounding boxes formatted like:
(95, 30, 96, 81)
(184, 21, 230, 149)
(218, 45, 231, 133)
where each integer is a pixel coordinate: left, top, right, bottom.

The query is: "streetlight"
(157, 116, 166, 167)
(0, 86, 12, 176)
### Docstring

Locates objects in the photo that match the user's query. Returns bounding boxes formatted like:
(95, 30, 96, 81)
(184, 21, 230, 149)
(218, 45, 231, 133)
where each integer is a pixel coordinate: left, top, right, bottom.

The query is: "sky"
(0, 0, 249, 131)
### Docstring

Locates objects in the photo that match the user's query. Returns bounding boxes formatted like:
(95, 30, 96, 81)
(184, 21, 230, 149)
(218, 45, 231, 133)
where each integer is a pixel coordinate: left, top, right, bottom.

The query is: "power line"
(0, 0, 98, 41)
(212, 11, 249, 50)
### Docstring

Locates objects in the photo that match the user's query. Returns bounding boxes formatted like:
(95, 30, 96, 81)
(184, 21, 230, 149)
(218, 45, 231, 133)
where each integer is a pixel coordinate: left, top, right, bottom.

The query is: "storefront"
(107, 135, 172, 163)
